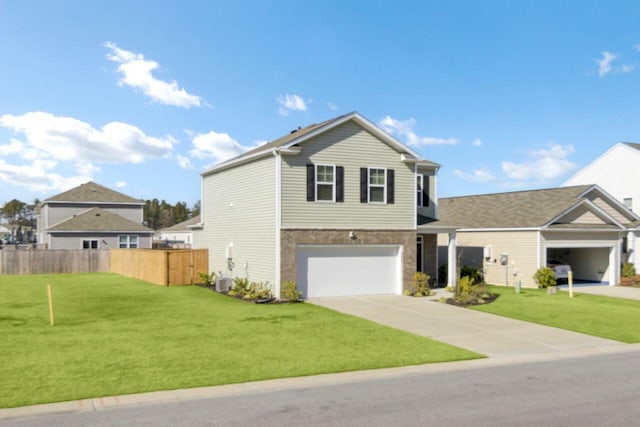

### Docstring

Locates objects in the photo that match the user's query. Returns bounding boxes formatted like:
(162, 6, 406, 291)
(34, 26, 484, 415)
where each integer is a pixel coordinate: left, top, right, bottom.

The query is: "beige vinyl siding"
(454, 231, 539, 288)
(584, 195, 631, 224)
(417, 167, 437, 219)
(281, 121, 415, 229)
(557, 205, 607, 224)
(193, 156, 276, 286)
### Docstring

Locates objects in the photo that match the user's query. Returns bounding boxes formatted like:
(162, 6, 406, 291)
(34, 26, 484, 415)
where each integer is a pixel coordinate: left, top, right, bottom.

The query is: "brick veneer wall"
(280, 229, 417, 292)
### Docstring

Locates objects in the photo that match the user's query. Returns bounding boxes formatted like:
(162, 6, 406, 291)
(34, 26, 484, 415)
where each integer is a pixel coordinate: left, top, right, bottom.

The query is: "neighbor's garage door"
(296, 245, 402, 298)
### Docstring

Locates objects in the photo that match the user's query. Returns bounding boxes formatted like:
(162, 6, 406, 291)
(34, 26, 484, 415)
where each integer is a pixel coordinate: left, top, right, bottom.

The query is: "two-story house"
(563, 142, 640, 267)
(37, 182, 154, 250)
(193, 112, 446, 298)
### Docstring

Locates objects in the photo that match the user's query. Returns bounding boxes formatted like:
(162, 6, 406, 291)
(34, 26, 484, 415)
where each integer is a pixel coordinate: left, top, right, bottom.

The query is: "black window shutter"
(360, 168, 368, 203)
(423, 175, 430, 206)
(336, 166, 344, 203)
(306, 164, 315, 201)
(387, 169, 395, 204)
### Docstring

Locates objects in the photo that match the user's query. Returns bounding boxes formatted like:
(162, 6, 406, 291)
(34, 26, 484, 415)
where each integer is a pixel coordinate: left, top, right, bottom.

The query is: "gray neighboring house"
(37, 182, 153, 250)
(433, 185, 640, 288)
(156, 215, 200, 248)
(193, 112, 447, 299)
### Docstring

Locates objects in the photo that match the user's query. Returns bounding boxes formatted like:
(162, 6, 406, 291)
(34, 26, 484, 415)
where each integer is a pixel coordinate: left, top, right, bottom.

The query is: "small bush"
(405, 272, 431, 297)
(280, 281, 302, 302)
(461, 265, 482, 283)
(198, 272, 216, 285)
(622, 262, 636, 278)
(438, 264, 448, 284)
(228, 277, 250, 297)
(533, 267, 557, 289)
(457, 275, 476, 296)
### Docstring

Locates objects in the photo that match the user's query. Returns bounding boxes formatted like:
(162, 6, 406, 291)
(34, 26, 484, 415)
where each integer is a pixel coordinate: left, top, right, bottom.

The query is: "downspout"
(274, 150, 282, 298)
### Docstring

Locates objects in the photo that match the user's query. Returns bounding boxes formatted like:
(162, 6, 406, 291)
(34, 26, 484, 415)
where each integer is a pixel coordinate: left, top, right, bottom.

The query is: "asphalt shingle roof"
(45, 182, 143, 204)
(49, 207, 152, 233)
(431, 185, 594, 229)
(160, 215, 201, 232)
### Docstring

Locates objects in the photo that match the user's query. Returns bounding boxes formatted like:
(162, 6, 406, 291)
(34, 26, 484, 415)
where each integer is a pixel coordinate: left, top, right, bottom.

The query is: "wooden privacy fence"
(0, 249, 110, 275)
(110, 249, 208, 286)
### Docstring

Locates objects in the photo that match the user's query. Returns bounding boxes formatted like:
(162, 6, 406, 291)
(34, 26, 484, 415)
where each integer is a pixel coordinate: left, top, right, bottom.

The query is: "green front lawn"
(473, 285, 640, 343)
(0, 273, 480, 408)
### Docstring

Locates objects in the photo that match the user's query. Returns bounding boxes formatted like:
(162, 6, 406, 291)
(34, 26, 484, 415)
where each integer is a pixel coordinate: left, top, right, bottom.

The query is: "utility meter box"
(500, 253, 509, 265)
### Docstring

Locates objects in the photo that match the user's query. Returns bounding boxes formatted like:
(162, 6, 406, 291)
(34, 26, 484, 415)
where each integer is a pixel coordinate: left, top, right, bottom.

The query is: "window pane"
(91, 240, 98, 249)
(130, 236, 138, 249)
(317, 184, 333, 201)
(83, 240, 90, 249)
(369, 169, 384, 185)
(416, 175, 423, 191)
(370, 187, 384, 202)
(317, 165, 333, 183)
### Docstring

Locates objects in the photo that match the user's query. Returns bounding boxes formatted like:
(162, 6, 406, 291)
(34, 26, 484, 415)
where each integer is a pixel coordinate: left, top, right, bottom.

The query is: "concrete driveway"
(559, 284, 640, 300)
(310, 294, 626, 360)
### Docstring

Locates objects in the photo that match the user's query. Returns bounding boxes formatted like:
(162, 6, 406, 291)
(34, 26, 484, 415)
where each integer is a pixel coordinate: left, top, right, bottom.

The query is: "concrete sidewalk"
(309, 294, 626, 359)
(559, 284, 640, 300)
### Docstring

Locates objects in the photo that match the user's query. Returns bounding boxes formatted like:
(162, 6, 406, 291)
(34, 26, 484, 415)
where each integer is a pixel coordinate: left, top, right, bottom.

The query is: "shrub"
(246, 282, 273, 300)
(622, 262, 636, 278)
(620, 275, 640, 287)
(438, 264, 448, 284)
(198, 272, 216, 285)
(228, 277, 250, 297)
(457, 275, 476, 296)
(406, 272, 431, 297)
(461, 265, 482, 283)
(281, 281, 302, 302)
(533, 267, 557, 288)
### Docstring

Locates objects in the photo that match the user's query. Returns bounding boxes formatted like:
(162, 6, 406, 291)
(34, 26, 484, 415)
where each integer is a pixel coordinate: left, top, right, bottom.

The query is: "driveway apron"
(559, 285, 640, 301)
(309, 295, 625, 359)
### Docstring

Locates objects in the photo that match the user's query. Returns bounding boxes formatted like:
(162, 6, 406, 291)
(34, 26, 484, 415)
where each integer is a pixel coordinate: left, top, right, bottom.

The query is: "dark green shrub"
(533, 267, 556, 288)
(622, 262, 636, 278)
(438, 264, 448, 284)
(461, 265, 482, 283)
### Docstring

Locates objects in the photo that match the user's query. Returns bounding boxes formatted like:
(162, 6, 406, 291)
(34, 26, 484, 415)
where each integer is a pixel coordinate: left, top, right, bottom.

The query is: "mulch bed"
(445, 293, 499, 307)
(195, 284, 301, 304)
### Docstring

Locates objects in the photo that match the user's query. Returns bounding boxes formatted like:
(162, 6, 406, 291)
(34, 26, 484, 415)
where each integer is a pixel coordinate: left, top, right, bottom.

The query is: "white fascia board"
(201, 149, 275, 177)
(417, 226, 458, 233)
(456, 227, 542, 232)
(49, 230, 154, 234)
(46, 200, 145, 206)
(542, 228, 624, 233)
(579, 185, 640, 222)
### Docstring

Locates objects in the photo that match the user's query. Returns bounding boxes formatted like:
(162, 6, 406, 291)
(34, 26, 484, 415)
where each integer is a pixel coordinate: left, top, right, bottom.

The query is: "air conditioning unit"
(215, 277, 232, 293)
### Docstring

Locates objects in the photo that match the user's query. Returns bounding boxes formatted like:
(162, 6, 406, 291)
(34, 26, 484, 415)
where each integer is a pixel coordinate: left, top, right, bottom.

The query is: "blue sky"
(1, 1, 640, 207)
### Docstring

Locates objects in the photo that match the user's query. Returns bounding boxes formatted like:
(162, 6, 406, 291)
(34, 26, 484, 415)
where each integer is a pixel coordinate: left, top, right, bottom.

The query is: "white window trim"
(416, 174, 424, 208)
(82, 239, 99, 250)
(315, 164, 336, 203)
(368, 167, 387, 204)
(118, 235, 139, 249)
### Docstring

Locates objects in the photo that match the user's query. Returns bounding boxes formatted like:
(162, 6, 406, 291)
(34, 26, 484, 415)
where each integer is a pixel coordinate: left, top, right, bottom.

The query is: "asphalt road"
(3, 351, 639, 427)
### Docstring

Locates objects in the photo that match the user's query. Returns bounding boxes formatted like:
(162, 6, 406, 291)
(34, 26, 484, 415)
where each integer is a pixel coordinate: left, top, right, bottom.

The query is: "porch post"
(448, 231, 457, 289)
(610, 244, 619, 286)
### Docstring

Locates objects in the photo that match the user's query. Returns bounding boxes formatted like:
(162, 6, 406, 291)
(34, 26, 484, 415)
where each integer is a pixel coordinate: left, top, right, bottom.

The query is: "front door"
(416, 236, 423, 272)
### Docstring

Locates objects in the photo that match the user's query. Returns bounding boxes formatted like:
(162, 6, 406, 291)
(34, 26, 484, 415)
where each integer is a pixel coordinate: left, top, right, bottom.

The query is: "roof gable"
(48, 207, 152, 233)
(202, 112, 439, 176)
(159, 215, 201, 232)
(563, 142, 640, 186)
(45, 182, 143, 204)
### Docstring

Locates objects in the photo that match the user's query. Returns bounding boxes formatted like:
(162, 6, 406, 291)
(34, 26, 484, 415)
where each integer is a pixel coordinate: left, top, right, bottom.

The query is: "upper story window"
(360, 168, 394, 204)
(368, 168, 386, 203)
(306, 164, 344, 203)
(316, 165, 335, 202)
(624, 197, 633, 211)
(119, 235, 139, 249)
(416, 174, 430, 207)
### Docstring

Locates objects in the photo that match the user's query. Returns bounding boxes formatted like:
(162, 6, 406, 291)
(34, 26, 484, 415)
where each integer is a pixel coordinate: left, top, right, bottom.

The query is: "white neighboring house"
(156, 215, 200, 248)
(563, 142, 640, 267)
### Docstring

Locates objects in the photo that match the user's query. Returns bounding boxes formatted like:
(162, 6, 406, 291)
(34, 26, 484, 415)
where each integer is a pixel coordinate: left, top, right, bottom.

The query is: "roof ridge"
(441, 184, 592, 200)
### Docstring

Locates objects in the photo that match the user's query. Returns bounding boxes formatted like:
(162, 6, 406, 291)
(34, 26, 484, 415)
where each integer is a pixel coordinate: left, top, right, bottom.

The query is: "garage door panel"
(296, 245, 401, 298)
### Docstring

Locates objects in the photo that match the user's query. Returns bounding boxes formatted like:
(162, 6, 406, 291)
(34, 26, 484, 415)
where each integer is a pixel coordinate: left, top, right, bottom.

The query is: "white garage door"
(296, 245, 402, 298)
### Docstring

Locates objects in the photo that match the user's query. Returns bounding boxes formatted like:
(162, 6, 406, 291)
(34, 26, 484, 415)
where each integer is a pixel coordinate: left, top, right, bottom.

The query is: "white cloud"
(189, 130, 249, 163)
(276, 94, 307, 116)
(379, 115, 458, 146)
(620, 64, 635, 73)
(104, 42, 202, 108)
(115, 181, 127, 188)
(0, 111, 175, 192)
(501, 144, 576, 182)
(472, 138, 482, 147)
(176, 154, 193, 169)
(454, 168, 496, 182)
(597, 51, 617, 76)
(327, 102, 338, 111)
(633, 44, 640, 52)
(0, 112, 174, 164)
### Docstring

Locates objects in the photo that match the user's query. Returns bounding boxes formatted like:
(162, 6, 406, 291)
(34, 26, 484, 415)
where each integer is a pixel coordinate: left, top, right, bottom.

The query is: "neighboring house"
(37, 182, 153, 250)
(433, 185, 639, 288)
(563, 142, 640, 267)
(156, 215, 200, 248)
(193, 112, 446, 298)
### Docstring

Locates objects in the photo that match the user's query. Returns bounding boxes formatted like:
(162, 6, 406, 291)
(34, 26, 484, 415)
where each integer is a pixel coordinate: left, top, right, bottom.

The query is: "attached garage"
(296, 245, 402, 298)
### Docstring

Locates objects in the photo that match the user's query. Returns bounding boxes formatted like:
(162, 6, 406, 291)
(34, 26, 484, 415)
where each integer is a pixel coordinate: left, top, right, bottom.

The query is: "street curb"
(2, 343, 639, 421)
